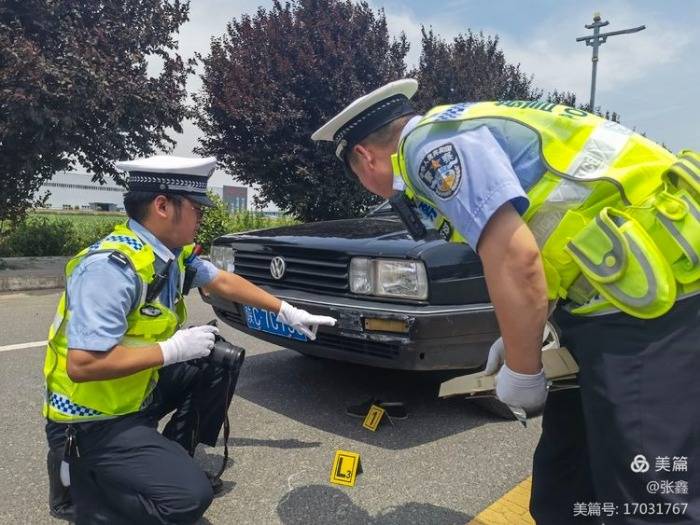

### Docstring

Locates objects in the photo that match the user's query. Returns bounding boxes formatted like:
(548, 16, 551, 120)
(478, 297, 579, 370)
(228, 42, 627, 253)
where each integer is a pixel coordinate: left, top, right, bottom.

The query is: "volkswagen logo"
(270, 256, 287, 280)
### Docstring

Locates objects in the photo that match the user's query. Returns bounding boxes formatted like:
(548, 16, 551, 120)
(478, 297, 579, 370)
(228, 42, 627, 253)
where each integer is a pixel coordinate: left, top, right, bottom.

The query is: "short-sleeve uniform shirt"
(66, 220, 220, 351)
(399, 115, 536, 249)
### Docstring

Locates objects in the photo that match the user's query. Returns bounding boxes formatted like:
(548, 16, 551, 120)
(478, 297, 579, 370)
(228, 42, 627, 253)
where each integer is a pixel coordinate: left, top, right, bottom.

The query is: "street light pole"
(576, 13, 645, 111)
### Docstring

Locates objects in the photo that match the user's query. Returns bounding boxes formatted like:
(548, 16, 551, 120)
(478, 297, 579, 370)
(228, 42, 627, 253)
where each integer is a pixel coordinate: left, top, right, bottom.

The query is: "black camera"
(194, 320, 246, 371)
(209, 333, 245, 370)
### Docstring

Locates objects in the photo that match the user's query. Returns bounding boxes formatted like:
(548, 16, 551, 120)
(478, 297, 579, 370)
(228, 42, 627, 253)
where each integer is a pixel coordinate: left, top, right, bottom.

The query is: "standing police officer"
(44, 155, 336, 524)
(312, 79, 700, 524)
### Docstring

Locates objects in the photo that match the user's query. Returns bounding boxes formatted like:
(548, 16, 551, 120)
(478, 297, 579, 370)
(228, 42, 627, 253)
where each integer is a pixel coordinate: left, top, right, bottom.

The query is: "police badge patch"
(418, 143, 463, 199)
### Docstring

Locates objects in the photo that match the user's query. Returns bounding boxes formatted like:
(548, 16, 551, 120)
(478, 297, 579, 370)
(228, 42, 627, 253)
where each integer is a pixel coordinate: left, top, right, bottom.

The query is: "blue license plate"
(242, 306, 308, 341)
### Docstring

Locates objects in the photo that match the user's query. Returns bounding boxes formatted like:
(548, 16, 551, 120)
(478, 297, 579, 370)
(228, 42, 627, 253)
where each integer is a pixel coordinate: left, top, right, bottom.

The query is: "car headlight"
(349, 257, 428, 300)
(210, 245, 235, 272)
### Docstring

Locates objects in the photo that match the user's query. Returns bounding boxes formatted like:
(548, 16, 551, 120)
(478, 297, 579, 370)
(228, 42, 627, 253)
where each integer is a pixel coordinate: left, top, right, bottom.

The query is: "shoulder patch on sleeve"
(418, 143, 463, 200)
(108, 251, 130, 268)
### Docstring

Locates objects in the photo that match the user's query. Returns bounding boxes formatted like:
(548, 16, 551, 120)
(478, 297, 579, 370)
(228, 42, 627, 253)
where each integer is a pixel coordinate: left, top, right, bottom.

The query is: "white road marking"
(0, 340, 47, 353)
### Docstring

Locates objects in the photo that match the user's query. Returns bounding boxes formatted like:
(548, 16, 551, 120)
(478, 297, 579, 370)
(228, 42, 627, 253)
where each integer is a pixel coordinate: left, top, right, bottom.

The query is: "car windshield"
(364, 200, 394, 217)
(364, 199, 436, 229)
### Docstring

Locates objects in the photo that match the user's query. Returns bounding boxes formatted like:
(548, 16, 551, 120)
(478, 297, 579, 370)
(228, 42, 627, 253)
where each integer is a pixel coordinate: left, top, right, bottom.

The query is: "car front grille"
(233, 250, 349, 293)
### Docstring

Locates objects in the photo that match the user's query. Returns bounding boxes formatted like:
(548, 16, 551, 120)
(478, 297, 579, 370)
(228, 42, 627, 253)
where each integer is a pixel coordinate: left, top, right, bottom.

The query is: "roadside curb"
(0, 254, 210, 293)
(0, 274, 65, 292)
(0, 257, 68, 293)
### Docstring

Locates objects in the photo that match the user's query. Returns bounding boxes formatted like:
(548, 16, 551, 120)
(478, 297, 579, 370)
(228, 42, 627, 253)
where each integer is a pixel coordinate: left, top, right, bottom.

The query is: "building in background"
(39, 172, 266, 215)
(41, 171, 126, 211)
(209, 186, 223, 199)
(222, 185, 248, 212)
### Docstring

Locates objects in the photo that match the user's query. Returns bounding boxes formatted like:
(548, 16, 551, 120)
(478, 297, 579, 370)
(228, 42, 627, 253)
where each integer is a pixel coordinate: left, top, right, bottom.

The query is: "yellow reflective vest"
(393, 101, 700, 319)
(43, 223, 194, 422)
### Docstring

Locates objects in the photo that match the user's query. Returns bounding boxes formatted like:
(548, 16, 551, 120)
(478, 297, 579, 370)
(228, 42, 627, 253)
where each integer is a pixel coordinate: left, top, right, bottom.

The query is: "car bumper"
(201, 287, 499, 371)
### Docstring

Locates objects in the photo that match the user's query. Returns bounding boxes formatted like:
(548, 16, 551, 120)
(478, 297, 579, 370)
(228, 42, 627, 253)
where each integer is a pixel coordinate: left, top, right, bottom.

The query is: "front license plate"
(242, 306, 308, 342)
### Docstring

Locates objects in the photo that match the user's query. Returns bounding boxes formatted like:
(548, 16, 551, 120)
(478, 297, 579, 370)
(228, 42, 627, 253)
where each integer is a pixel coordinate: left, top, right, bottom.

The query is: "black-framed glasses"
(169, 195, 204, 219)
(185, 200, 204, 219)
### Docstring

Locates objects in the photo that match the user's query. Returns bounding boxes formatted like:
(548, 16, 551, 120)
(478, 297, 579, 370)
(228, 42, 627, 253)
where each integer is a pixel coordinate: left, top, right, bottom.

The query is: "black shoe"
(346, 398, 408, 420)
(49, 503, 76, 522)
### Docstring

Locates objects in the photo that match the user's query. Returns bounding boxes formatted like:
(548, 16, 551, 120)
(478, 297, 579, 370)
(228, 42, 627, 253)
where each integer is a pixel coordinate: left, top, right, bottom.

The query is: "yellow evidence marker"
(362, 404, 385, 431)
(330, 450, 363, 487)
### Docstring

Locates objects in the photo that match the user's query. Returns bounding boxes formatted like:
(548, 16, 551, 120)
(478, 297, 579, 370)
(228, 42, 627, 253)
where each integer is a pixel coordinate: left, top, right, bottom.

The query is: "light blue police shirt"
(399, 115, 534, 249)
(65, 220, 220, 351)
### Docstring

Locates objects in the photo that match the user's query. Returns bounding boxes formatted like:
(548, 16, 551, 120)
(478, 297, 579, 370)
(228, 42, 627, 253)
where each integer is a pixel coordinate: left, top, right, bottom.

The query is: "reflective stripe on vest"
(394, 101, 698, 319)
(43, 223, 194, 422)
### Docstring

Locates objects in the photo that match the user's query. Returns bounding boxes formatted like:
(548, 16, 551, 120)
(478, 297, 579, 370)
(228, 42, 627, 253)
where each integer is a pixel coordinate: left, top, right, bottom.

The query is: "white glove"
(276, 301, 337, 340)
(160, 325, 219, 366)
(495, 363, 548, 415)
(484, 323, 558, 376)
(484, 336, 505, 375)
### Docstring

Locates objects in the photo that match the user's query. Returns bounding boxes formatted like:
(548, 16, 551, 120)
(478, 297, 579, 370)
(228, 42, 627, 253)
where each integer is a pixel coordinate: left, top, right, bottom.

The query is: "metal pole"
(576, 13, 645, 112)
(589, 19, 600, 109)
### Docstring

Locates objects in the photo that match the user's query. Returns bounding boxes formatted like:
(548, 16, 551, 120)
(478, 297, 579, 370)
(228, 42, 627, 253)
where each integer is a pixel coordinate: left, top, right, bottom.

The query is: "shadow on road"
(277, 484, 472, 525)
(232, 348, 502, 450)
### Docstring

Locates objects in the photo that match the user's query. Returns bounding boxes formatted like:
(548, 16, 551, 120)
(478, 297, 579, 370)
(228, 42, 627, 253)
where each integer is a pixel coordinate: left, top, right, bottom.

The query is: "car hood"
(217, 216, 447, 258)
(213, 215, 487, 304)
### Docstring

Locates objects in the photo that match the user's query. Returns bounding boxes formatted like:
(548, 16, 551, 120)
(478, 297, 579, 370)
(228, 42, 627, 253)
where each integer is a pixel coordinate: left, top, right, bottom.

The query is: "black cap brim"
(185, 193, 215, 208)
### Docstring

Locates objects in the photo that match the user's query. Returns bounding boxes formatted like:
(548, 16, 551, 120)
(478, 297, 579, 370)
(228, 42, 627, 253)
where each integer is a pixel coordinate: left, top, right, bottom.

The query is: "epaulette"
(108, 251, 130, 268)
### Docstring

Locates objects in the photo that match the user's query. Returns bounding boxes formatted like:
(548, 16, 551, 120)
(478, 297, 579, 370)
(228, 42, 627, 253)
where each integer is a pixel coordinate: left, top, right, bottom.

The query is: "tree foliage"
(547, 90, 619, 122)
(410, 28, 542, 112)
(410, 30, 621, 122)
(196, 191, 297, 252)
(194, 0, 408, 222)
(196, 1, 620, 221)
(0, 0, 193, 223)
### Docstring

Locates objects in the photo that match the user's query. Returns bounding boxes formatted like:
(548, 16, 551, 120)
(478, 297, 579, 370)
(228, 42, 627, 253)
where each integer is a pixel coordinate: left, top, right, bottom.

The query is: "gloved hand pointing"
(160, 325, 219, 366)
(276, 301, 337, 340)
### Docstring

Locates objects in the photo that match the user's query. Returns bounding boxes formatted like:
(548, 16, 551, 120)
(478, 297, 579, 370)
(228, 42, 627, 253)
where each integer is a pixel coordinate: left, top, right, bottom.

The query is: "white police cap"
(116, 155, 217, 207)
(311, 78, 418, 161)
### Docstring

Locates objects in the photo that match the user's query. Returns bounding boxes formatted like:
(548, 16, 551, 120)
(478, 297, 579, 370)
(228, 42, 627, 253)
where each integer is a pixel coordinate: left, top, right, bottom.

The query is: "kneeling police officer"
(44, 156, 336, 524)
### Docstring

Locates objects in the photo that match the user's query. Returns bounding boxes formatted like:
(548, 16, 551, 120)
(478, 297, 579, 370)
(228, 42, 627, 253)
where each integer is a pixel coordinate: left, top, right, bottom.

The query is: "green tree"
(0, 0, 193, 223)
(196, 192, 235, 252)
(413, 29, 620, 122)
(547, 90, 619, 122)
(411, 28, 542, 112)
(196, 5, 620, 222)
(194, 0, 408, 222)
(196, 192, 298, 252)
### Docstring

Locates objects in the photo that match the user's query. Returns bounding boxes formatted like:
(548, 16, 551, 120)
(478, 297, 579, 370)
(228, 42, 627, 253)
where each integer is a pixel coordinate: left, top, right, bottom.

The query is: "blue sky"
(166, 0, 700, 193)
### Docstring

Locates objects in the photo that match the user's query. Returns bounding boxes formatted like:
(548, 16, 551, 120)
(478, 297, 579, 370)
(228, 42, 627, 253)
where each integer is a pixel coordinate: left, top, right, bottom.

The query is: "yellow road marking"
(468, 476, 535, 525)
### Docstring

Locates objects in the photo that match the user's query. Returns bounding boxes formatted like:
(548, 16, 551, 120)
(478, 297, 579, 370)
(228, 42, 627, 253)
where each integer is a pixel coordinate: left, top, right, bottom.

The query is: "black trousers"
(531, 294, 700, 524)
(45, 359, 238, 525)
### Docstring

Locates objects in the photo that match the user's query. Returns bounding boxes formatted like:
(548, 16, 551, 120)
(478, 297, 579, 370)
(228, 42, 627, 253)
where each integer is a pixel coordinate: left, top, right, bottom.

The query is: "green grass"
(1, 209, 298, 257)
(33, 210, 127, 242)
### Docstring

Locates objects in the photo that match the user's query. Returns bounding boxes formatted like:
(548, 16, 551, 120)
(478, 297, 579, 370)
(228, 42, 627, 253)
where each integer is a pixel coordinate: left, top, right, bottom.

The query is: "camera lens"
(210, 338, 245, 370)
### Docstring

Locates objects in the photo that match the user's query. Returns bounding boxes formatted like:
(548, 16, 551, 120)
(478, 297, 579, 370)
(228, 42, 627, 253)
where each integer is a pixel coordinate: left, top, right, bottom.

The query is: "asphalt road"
(0, 289, 542, 525)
